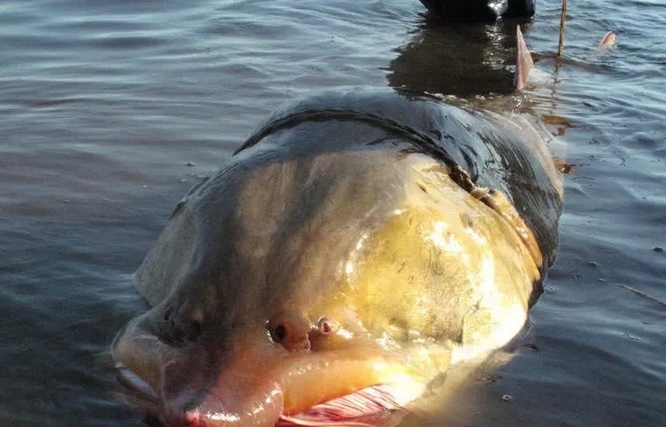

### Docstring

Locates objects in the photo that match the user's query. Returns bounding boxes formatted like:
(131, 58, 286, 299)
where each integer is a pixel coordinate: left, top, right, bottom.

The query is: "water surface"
(1, 0, 664, 426)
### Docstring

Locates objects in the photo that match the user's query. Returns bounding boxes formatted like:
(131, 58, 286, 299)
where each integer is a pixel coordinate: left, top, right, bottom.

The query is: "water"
(1, 0, 664, 426)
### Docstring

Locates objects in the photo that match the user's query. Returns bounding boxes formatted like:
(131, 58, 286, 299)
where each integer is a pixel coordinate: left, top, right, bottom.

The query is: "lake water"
(1, 0, 664, 426)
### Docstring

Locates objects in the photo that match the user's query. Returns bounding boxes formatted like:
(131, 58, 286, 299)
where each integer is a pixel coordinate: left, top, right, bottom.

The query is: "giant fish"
(111, 29, 562, 427)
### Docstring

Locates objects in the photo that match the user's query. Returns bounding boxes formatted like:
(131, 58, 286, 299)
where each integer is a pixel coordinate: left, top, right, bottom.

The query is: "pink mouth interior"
(276, 385, 411, 427)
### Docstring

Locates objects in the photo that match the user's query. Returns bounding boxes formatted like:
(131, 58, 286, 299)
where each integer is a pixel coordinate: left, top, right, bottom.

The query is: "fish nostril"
(271, 324, 287, 343)
(267, 312, 311, 351)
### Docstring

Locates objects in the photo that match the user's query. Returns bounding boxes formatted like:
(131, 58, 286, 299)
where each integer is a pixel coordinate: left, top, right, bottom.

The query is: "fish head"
(112, 138, 541, 426)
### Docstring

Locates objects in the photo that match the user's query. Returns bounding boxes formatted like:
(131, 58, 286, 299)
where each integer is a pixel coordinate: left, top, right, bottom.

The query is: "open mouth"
(276, 384, 412, 427)
(115, 363, 417, 427)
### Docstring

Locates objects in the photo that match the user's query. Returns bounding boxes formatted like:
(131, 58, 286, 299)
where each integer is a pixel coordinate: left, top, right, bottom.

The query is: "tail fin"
(514, 26, 534, 92)
(598, 31, 616, 49)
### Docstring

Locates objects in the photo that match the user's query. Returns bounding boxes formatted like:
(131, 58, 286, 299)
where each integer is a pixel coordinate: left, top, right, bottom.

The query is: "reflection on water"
(388, 18, 532, 96)
(0, 0, 665, 426)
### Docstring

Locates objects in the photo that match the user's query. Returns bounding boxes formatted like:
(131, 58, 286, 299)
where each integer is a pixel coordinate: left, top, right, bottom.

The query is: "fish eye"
(317, 317, 336, 334)
(187, 318, 203, 341)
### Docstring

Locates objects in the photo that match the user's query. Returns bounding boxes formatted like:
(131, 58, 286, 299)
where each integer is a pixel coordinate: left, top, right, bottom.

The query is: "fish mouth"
(276, 384, 413, 427)
(111, 311, 426, 427)
(114, 362, 420, 427)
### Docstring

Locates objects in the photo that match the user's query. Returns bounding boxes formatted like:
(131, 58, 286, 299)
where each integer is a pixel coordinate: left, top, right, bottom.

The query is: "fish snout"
(161, 377, 284, 427)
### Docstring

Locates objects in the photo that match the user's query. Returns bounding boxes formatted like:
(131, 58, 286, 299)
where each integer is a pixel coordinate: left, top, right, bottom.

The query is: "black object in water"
(420, 0, 535, 21)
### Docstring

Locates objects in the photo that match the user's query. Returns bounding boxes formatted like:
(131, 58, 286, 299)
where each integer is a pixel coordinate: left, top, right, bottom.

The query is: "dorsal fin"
(598, 31, 616, 49)
(514, 26, 534, 92)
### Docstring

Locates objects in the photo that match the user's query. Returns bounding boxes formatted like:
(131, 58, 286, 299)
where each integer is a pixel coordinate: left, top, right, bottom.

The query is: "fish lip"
(114, 362, 161, 414)
(114, 363, 201, 426)
(114, 362, 285, 427)
(114, 362, 412, 427)
(112, 363, 206, 427)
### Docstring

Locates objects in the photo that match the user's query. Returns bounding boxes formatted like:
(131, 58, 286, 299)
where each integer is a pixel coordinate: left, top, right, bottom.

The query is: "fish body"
(112, 88, 562, 427)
